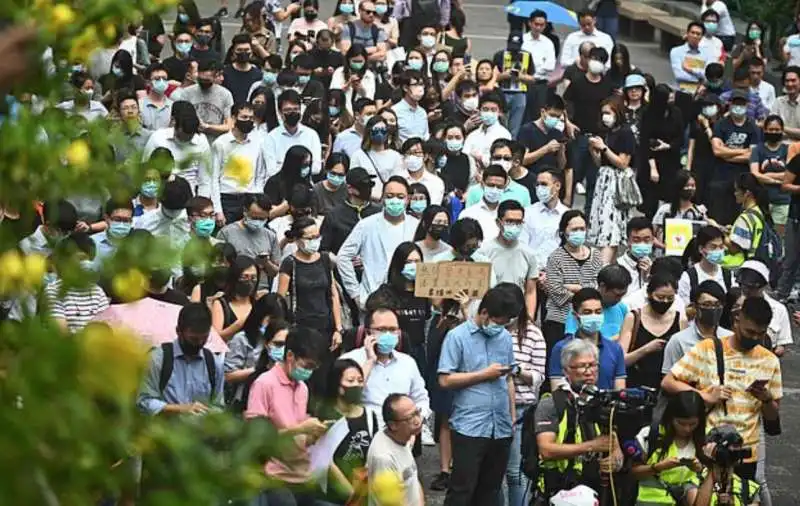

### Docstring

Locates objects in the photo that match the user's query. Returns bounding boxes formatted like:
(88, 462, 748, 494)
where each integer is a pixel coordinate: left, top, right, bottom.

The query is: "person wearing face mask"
(98, 49, 146, 108)
(458, 164, 508, 240)
(135, 176, 192, 249)
(736, 261, 792, 358)
(210, 255, 261, 341)
(312, 153, 350, 215)
(205, 103, 267, 225)
(319, 167, 381, 255)
(172, 60, 234, 141)
(699, 9, 725, 63)
(218, 195, 281, 286)
(402, 138, 445, 205)
(137, 303, 224, 416)
(677, 226, 734, 306)
(57, 71, 109, 121)
(188, 19, 221, 66)
(331, 44, 377, 115)
(185, 196, 219, 248)
(339, 0, 389, 62)
(247, 55, 283, 101)
(246, 326, 332, 503)
(413, 204, 451, 260)
(463, 92, 511, 171)
(332, 97, 377, 157)
(351, 116, 404, 201)
(337, 177, 420, 310)
(221, 35, 262, 105)
(439, 123, 476, 198)
(725, 173, 777, 270)
(182, 242, 236, 303)
(278, 217, 343, 349)
(134, 168, 163, 222)
(616, 217, 655, 292)
(492, 30, 535, 138)
(162, 29, 195, 82)
(478, 200, 539, 318)
(542, 210, 604, 362)
(140, 63, 174, 130)
(437, 285, 520, 506)
(407, 183, 431, 219)
(264, 90, 323, 179)
(43, 233, 110, 333)
(518, 95, 569, 199)
(90, 199, 134, 270)
(719, 67, 768, 122)
(687, 93, 723, 204)
(442, 80, 481, 132)
(618, 273, 687, 391)
(750, 115, 789, 235)
(115, 93, 154, 164)
(663, 296, 781, 487)
(391, 70, 430, 144)
(549, 287, 627, 392)
(288, 0, 328, 41)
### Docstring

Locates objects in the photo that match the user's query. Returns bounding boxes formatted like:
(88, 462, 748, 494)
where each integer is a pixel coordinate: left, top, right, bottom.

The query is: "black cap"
(507, 30, 523, 51)
(730, 89, 749, 102)
(698, 92, 723, 106)
(346, 167, 376, 187)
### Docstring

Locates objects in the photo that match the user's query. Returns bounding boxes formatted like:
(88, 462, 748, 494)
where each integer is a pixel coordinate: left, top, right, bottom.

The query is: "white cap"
(740, 260, 770, 284)
(550, 485, 599, 506)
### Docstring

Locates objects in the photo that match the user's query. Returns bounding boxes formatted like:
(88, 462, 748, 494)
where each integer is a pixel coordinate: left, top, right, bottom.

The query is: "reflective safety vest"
(709, 473, 760, 506)
(501, 51, 531, 92)
(636, 434, 700, 505)
(536, 391, 601, 495)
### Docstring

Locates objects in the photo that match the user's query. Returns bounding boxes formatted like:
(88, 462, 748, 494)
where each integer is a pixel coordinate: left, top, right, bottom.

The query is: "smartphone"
(463, 53, 472, 66)
(507, 363, 520, 375)
(678, 458, 695, 466)
(748, 379, 769, 390)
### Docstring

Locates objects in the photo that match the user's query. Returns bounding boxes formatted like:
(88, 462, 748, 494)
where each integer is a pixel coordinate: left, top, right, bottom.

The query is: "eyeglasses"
(569, 363, 598, 373)
(361, 9, 376, 14)
(394, 408, 422, 422)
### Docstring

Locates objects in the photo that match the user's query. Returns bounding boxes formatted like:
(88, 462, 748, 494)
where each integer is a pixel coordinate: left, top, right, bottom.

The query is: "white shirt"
(329, 67, 377, 115)
(404, 169, 445, 206)
(463, 122, 511, 168)
(336, 212, 420, 303)
(458, 200, 500, 240)
(207, 131, 269, 212)
(559, 29, 614, 68)
(142, 127, 212, 190)
(367, 431, 423, 506)
(262, 123, 323, 177)
(524, 200, 569, 269)
(56, 100, 108, 121)
(340, 346, 430, 428)
(765, 294, 793, 347)
(134, 207, 191, 250)
(701, 1, 736, 37)
(753, 81, 777, 111)
(699, 35, 725, 62)
(677, 264, 737, 306)
(521, 32, 557, 80)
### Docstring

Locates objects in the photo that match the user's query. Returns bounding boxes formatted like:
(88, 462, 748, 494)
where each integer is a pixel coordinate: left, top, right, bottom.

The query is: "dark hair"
(626, 216, 653, 237)
(495, 282, 527, 343)
(497, 199, 524, 220)
(325, 152, 350, 173)
(353, 97, 376, 114)
(161, 176, 192, 210)
(668, 171, 695, 218)
(480, 91, 505, 112)
(700, 8, 719, 21)
(364, 306, 399, 331)
(705, 62, 724, 81)
(285, 216, 317, 240)
(655, 391, 706, 461)
(735, 172, 773, 227)
(224, 255, 259, 300)
(572, 287, 602, 311)
(56, 231, 95, 259)
(186, 196, 213, 216)
(387, 241, 423, 291)
(609, 43, 631, 82)
(763, 113, 784, 132)
(482, 164, 509, 183)
(110, 49, 135, 80)
(397, 69, 424, 88)
(285, 325, 326, 362)
(745, 20, 765, 42)
(741, 297, 772, 327)
(382, 392, 408, 424)
(529, 8, 547, 21)
(449, 217, 483, 250)
(323, 358, 364, 401)
(650, 257, 683, 285)
(597, 264, 632, 291)
(243, 293, 289, 347)
(177, 302, 212, 333)
(577, 9, 595, 19)
(197, 58, 220, 73)
(691, 279, 726, 305)
(647, 271, 678, 294)
(558, 209, 586, 245)
(293, 53, 315, 70)
(173, 102, 200, 136)
(414, 204, 449, 241)
(732, 65, 750, 84)
(687, 21, 706, 35)
(409, 183, 430, 211)
(449, 7, 466, 35)
(385, 175, 411, 194)
(544, 94, 565, 111)
(103, 197, 134, 217)
(695, 225, 724, 248)
(244, 193, 272, 214)
(280, 145, 313, 195)
(588, 46, 609, 64)
(278, 88, 302, 110)
(783, 65, 800, 83)
(145, 62, 169, 79)
(455, 79, 478, 97)
(478, 285, 520, 319)
(721, 286, 743, 330)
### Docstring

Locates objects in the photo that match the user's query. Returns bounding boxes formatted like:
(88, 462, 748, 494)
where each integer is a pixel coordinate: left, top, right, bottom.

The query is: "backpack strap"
(159, 342, 174, 394)
(202, 348, 217, 399)
(370, 25, 379, 46)
(713, 336, 727, 415)
(688, 267, 699, 298)
(347, 22, 356, 43)
(721, 268, 732, 292)
(367, 408, 379, 436)
(628, 309, 642, 353)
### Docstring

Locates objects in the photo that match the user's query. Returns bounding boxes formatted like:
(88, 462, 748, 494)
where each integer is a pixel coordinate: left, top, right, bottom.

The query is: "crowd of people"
(1, 0, 798, 505)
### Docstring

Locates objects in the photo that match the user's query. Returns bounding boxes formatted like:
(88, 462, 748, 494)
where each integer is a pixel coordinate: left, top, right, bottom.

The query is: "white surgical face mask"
(601, 113, 615, 128)
(588, 60, 605, 75)
(462, 96, 479, 111)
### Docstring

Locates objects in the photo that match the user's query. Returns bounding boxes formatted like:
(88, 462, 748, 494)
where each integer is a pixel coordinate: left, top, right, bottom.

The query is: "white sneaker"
(576, 182, 586, 195)
(421, 424, 435, 446)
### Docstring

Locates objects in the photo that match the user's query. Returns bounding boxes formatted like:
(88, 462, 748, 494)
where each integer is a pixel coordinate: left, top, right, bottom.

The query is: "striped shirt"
(670, 336, 782, 460)
(544, 247, 605, 324)
(510, 322, 547, 405)
(45, 280, 109, 333)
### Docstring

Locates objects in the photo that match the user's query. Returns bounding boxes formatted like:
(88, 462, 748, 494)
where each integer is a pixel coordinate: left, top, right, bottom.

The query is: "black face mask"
(196, 34, 212, 46)
(649, 298, 672, 315)
(235, 280, 254, 297)
(738, 333, 762, 351)
(235, 52, 252, 63)
(197, 78, 214, 90)
(764, 132, 783, 143)
(236, 119, 254, 134)
(679, 189, 695, 201)
(284, 111, 301, 127)
(696, 306, 723, 328)
(429, 224, 448, 240)
(304, 11, 318, 20)
(179, 337, 203, 356)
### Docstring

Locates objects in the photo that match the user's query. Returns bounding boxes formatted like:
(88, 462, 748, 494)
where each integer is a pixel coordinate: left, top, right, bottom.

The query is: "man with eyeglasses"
(340, 307, 430, 428)
(367, 393, 425, 506)
(549, 287, 626, 392)
(339, 0, 388, 62)
(533, 338, 622, 501)
(115, 92, 153, 163)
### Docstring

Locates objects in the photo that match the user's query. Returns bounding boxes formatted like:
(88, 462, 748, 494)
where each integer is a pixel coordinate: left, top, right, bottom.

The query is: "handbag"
(614, 166, 643, 210)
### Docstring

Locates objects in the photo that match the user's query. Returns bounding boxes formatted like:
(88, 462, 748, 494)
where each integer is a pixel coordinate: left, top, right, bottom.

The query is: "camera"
(706, 425, 752, 467)
(576, 385, 657, 425)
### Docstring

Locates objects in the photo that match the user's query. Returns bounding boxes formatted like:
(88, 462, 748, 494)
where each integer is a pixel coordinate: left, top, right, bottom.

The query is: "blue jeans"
(504, 91, 527, 139)
(503, 404, 532, 506)
(596, 15, 619, 41)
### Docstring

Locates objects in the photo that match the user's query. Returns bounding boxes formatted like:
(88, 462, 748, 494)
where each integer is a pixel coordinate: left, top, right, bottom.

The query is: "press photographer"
(532, 339, 623, 501)
(694, 425, 761, 506)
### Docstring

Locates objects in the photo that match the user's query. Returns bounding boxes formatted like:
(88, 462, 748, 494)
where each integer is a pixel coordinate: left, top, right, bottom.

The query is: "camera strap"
(712, 337, 728, 415)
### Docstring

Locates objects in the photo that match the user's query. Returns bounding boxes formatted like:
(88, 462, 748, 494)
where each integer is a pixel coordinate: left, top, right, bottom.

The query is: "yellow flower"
(370, 469, 405, 506)
(65, 140, 90, 169)
(49, 4, 77, 32)
(21, 254, 47, 287)
(79, 324, 149, 398)
(101, 22, 118, 43)
(224, 155, 254, 187)
(112, 269, 148, 302)
(0, 250, 24, 281)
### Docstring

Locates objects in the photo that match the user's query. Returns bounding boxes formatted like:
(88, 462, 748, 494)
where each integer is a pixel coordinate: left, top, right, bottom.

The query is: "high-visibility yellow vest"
(636, 431, 700, 505)
(709, 473, 760, 506)
(502, 51, 531, 92)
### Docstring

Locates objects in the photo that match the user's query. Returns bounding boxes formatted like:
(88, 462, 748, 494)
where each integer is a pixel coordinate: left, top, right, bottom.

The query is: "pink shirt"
(245, 365, 311, 483)
(288, 18, 328, 38)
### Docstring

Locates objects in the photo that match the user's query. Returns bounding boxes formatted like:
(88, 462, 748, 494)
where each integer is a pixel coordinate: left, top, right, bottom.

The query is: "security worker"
(492, 30, 535, 138)
(631, 391, 705, 505)
(533, 338, 623, 498)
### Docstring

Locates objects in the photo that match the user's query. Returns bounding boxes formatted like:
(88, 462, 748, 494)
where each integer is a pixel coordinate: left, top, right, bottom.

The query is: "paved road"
(171, 1, 797, 503)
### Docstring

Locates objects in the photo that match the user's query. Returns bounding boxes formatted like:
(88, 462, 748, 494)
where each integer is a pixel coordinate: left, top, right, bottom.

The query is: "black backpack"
(411, 0, 441, 24)
(158, 342, 218, 400)
(687, 266, 732, 297)
(741, 208, 783, 286)
(521, 390, 573, 481)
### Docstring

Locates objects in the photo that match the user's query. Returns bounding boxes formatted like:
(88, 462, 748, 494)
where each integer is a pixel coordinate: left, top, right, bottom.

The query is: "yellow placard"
(664, 218, 695, 256)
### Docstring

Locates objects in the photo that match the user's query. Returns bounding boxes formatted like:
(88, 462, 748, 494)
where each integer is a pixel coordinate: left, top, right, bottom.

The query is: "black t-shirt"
(279, 255, 332, 329)
(222, 65, 263, 105)
(562, 64, 584, 85)
(309, 49, 345, 88)
(332, 410, 374, 480)
(601, 126, 636, 165)
(517, 121, 565, 173)
(264, 176, 311, 206)
(441, 152, 471, 193)
(162, 56, 191, 82)
(393, 288, 430, 346)
(513, 169, 539, 203)
(98, 73, 146, 94)
(442, 99, 470, 125)
(712, 116, 761, 181)
(564, 74, 614, 134)
(689, 119, 715, 172)
(190, 47, 222, 66)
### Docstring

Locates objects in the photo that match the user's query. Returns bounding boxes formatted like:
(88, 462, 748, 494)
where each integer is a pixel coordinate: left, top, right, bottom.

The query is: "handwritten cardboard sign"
(414, 261, 492, 299)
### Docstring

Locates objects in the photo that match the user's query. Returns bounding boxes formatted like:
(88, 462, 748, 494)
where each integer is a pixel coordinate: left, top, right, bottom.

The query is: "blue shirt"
(669, 43, 714, 88)
(549, 335, 626, 389)
(90, 231, 118, 270)
(437, 320, 514, 439)
(136, 339, 225, 415)
(392, 98, 430, 144)
(564, 302, 628, 339)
